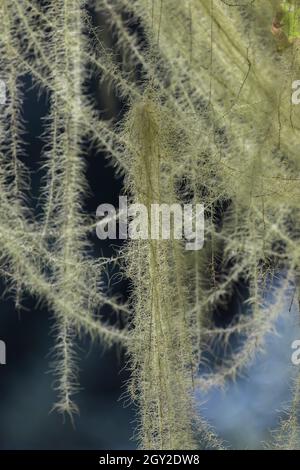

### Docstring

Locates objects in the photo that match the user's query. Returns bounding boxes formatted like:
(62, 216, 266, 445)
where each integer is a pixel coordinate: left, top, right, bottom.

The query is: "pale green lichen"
(1, 0, 300, 450)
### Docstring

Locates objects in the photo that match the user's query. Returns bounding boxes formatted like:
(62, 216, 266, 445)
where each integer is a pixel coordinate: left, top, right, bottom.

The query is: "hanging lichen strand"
(1, 0, 300, 449)
(0, 0, 128, 420)
(121, 97, 197, 449)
